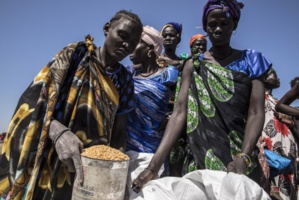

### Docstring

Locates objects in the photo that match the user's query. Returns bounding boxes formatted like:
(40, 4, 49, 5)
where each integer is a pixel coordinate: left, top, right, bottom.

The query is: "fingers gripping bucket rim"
(72, 156, 129, 200)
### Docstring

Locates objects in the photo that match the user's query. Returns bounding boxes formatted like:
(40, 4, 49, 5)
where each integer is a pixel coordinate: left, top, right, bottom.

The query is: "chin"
(131, 61, 139, 65)
(164, 44, 173, 48)
(118, 56, 127, 61)
(114, 53, 127, 62)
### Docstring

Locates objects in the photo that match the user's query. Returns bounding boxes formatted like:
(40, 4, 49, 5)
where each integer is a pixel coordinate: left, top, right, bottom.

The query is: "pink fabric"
(141, 25, 163, 57)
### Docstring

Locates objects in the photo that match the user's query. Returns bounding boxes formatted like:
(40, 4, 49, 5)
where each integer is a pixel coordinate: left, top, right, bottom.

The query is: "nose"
(165, 35, 171, 40)
(123, 42, 129, 48)
(215, 26, 222, 33)
(123, 42, 131, 53)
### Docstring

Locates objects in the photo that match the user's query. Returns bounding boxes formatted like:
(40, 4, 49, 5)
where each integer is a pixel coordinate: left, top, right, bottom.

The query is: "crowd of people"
(0, 0, 298, 200)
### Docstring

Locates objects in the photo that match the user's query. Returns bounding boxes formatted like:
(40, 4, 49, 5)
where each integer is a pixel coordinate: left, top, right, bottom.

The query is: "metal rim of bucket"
(81, 155, 130, 162)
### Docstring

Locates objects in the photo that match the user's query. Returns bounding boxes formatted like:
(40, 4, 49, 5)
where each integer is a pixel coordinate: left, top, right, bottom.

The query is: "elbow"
(248, 108, 264, 121)
(173, 103, 187, 120)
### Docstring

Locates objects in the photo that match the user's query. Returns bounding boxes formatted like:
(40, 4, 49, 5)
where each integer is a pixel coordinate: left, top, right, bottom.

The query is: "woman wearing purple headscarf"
(132, 0, 272, 193)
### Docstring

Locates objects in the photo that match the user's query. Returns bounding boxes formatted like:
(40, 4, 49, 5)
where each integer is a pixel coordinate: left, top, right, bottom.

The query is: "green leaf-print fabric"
(182, 59, 255, 173)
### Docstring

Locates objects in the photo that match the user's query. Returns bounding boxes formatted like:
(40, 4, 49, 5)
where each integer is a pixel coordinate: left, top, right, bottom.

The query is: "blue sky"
(0, 0, 298, 132)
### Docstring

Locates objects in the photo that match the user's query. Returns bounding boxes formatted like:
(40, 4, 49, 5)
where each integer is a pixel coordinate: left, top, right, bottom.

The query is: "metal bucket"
(72, 155, 129, 200)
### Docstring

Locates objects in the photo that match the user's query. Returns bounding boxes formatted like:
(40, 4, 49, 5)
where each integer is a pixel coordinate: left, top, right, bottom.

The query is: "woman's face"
(129, 40, 150, 65)
(104, 18, 142, 62)
(265, 72, 280, 89)
(206, 9, 235, 47)
(162, 26, 180, 50)
(191, 38, 207, 54)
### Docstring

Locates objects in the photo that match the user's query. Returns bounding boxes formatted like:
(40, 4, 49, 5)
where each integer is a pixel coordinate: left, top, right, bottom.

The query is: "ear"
(177, 36, 181, 44)
(103, 22, 111, 37)
(263, 74, 269, 83)
(233, 21, 238, 31)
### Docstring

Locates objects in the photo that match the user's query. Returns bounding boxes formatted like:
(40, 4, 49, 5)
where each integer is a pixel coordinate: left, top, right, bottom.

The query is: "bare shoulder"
(183, 59, 195, 71)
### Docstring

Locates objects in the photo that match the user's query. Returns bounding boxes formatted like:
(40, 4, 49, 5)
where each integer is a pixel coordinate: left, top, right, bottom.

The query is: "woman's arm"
(241, 79, 265, 156)
(275, 81, 299, 117)
(227, 78, 265, 174)
(110, 114, 128, 151)
(132, 59, 194, 192)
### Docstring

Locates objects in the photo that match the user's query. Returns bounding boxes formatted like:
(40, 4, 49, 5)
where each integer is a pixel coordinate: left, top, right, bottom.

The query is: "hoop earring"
(147, 51, 152, 58)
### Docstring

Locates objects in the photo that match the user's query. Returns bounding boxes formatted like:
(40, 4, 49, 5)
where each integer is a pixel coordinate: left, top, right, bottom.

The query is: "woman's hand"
(55, 130, 84, 184)
(156, 56, 182, 67)
(156, 55, 172, 67)
(131, 168, 157, 193)
(49, 120, 84, 185)
(226, 157, 247, 175)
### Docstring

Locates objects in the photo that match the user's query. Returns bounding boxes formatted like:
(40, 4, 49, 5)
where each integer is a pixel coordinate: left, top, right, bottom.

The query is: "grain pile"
(81, 145, 129, 161)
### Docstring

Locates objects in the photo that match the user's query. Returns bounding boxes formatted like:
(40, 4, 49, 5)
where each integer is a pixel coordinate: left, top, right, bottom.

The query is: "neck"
(163, 48, 179, 60)
(138, 58, 160, 77)
(210, 45, 233, 60)
(265, 88, 272, 95)
(97, 47, 118, 68)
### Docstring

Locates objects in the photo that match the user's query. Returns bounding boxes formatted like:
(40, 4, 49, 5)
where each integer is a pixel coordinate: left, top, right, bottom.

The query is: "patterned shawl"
(0, 37, 119, 199)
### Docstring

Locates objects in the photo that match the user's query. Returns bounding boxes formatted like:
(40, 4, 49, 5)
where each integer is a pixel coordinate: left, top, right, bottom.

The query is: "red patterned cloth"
(261, 93, 297, 200)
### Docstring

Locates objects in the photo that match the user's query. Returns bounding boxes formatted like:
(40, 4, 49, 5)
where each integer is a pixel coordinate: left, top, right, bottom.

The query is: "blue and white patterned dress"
(126, 65, 178, 153)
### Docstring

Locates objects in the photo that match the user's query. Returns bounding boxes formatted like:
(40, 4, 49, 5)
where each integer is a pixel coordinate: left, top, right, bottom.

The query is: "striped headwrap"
(141, 25, 163, 57)
(161, 22, 183, 37)
(202, 0, 244, 32)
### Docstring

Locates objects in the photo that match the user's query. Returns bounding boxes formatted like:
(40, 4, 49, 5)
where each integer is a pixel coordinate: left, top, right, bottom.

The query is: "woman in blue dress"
(126, 26, 178, 178)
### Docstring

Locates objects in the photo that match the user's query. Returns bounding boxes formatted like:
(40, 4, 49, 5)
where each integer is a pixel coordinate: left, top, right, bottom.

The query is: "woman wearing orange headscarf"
(189, 34, 207, 55)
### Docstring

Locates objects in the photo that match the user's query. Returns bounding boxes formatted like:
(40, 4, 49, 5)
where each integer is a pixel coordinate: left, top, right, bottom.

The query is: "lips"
(115, 49, 128, 59)
(213, 34, 223, 40)
(129, 55, 136, 62)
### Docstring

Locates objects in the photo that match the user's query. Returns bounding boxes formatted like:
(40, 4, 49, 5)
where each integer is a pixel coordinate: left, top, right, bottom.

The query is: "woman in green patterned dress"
(132, 0, 272, 192)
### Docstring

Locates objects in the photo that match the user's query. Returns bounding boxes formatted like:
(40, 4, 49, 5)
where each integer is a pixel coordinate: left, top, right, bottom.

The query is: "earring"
(232, 30, 237, 35)
(147, 50, 152, 57)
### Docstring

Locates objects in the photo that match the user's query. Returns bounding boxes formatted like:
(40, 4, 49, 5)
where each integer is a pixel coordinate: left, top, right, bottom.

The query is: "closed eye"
(118, 30, 129, 39)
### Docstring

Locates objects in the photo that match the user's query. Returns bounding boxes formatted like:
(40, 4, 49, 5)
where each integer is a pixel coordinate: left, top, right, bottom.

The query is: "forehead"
(139, 40, 149, 47)
(267, 72, 278, 78)
(207, 8, 232, 21)
(162, 26, 177, 35)
(193, 38, 207, 45)
(111, 18, 142, 33)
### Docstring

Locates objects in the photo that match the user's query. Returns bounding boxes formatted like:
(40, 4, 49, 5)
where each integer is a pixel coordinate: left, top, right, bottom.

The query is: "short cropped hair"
(290, 76, 299, 88)
(109, 10, 143, 28)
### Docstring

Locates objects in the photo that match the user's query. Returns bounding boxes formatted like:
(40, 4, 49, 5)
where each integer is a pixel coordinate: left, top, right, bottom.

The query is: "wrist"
(235, 153, 252, 169)
(49, 119, 70, 144)
(147, 163, 159, 175)
(52, 128, 71, 144)
(175, 60, 183, 66)
(145, 167, 155, 174)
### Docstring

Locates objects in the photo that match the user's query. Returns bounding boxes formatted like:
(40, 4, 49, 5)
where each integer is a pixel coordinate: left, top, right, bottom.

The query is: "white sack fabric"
(129, 169, 270, 200)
